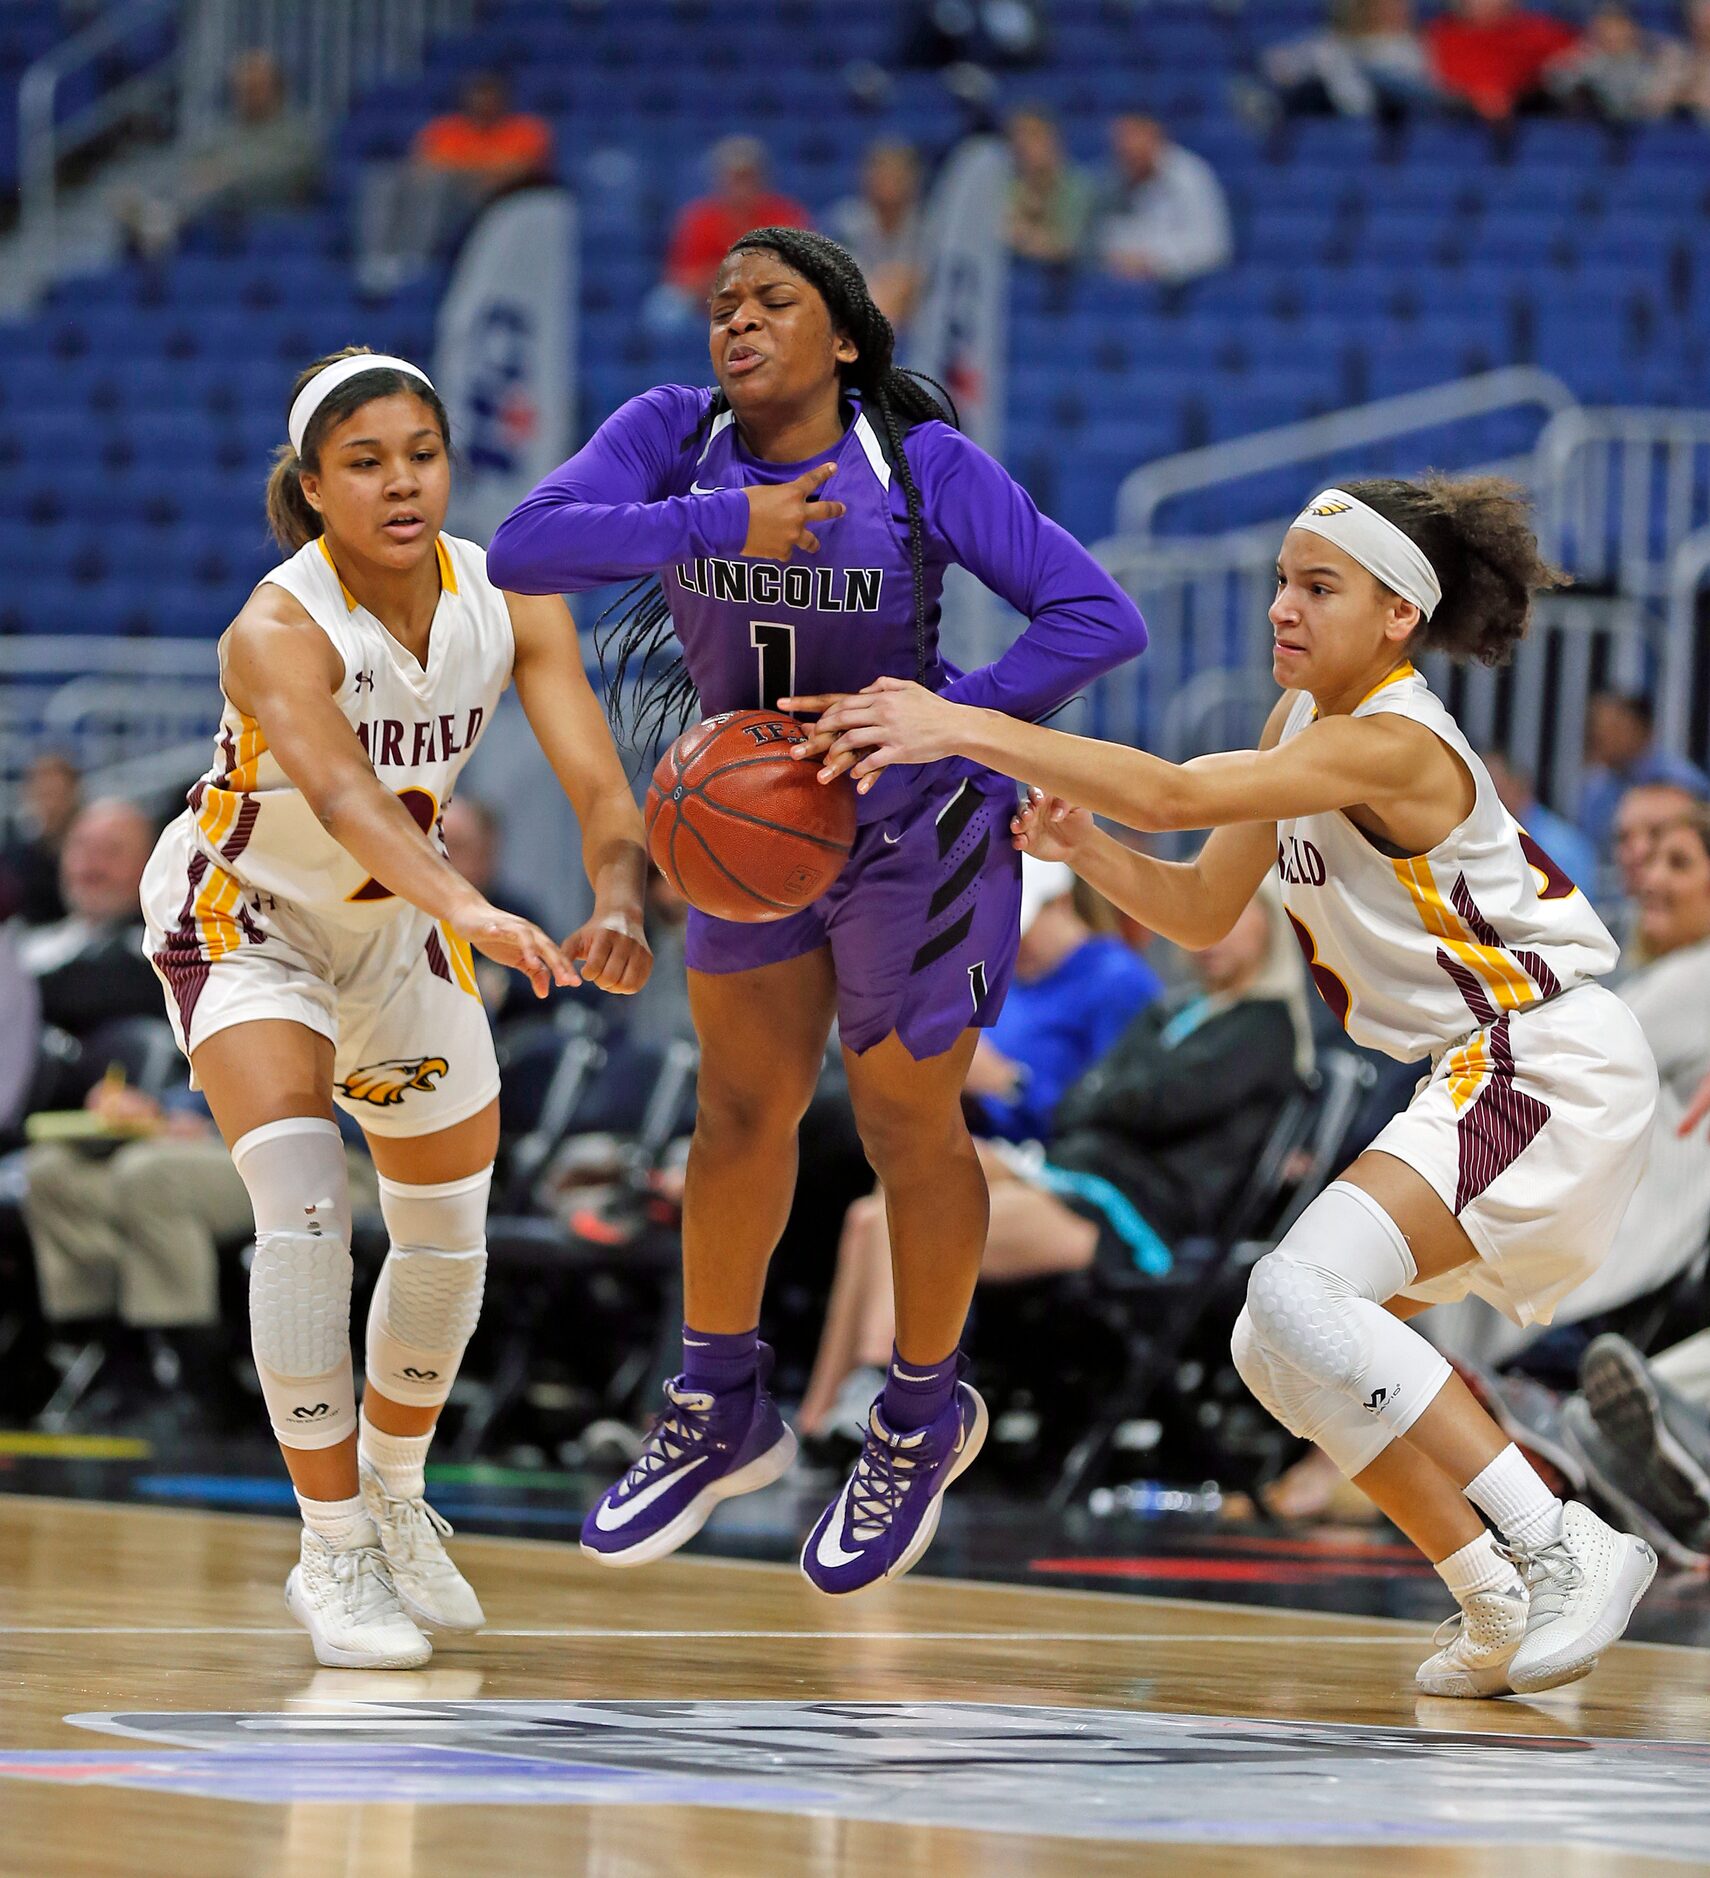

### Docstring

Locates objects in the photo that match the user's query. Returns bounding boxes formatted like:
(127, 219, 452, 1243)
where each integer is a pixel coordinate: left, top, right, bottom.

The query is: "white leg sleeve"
(1245, 1181, 1453, 1445)
(364, 1166, 491, 1410)
(1231, 1307, 1401, 1479)
(232, 1118, 357, 1450)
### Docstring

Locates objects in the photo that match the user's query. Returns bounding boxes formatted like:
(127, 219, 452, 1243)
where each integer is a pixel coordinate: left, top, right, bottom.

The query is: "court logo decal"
(337, 1056, 448, 1106)
(3, 1702, 1708, 1857)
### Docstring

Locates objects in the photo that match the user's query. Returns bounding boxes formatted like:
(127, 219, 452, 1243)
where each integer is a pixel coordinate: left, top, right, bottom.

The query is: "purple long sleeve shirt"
(488, 385, 1147, 803)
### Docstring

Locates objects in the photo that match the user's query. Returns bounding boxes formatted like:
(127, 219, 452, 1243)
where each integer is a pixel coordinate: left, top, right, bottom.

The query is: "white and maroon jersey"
(184, 532, 513, 929)
(1275, 663, 1617, 1061)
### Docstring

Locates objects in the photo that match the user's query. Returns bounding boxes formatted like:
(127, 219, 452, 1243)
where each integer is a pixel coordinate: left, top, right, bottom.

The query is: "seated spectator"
(827, 140, 927, 331)
(621, 871, 695, 1054)
(0, 752, 81, 928)
(1424, 0, 1579, 120)
(440, 796, 554, 1024)
(1004, 106, 1094, 266)
(1091, 116, 1234, 286)
(965, 858, 1162, 1146)
(1258, 0, 1441, 121)
(1578, 690, 1708, 858)
(653, 136, 812, 326)
(358, 70, 553, 294)
(118, 50, 322, 260)
(1651, 0, 1710, 120)
(1481, 747, 1597, 894)
(796, 884, 1309, 1440)
(1610, 778, 1702, 960)
(1548, 5, 1675, 119)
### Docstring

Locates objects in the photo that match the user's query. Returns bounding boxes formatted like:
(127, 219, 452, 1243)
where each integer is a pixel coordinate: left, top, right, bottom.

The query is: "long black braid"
(596, 226, 959, 755)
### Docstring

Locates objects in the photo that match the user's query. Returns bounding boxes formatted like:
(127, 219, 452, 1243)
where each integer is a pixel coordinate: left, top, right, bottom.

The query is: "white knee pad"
(1245, 1181, 1452, 1443)
(365, 1166, 491, 1408)
(250, 1229, 356, 1450)
(1231, 1306, 1400, 1479)
(232, 1117, 351, 1243)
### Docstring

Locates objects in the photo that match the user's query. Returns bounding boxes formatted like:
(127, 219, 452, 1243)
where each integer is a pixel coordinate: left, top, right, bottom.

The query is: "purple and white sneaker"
(800, 1380, 987, 1596)
(580, 1345, 797, 1568)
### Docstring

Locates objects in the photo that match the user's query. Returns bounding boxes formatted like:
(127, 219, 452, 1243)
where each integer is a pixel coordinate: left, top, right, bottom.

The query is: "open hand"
(741, 463, 845, 559)
(779, 676, 963, 793)
(567, 909, 652, 995)
(1011, 787, 1095, 861)
(452, 900, 579, 1000)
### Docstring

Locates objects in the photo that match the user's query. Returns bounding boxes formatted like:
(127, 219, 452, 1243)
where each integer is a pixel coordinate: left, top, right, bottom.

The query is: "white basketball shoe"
(361, 1462, 486, 1632)
(1415, 1585, 1530, 1698)
(284, 1527, 434, 1669)
(1505, 1501, 1657, 1694)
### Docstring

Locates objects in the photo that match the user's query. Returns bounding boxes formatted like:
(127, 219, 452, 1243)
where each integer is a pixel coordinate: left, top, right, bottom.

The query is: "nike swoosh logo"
(814, 1479, 864, 1570)
(690, 481, 721, 495)
(593, 1456, 706, 1531)
(892, 1368, 937, 1383)
(882, 830, 901, 845)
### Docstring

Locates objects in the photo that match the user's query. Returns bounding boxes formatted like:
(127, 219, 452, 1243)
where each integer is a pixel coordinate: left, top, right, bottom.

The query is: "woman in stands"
(487, 228, 1147, 1595)
(797, 474, 1661, 1696)
(140, 347, 651, 1668)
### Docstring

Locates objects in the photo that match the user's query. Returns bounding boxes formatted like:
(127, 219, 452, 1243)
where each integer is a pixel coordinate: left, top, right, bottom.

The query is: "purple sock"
(881, 1344, 960, 1432)
(680, 1324, 759, 1394)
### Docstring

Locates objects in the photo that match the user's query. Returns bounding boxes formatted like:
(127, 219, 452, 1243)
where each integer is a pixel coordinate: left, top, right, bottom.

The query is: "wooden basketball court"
(3, 1496, 1707, 1875)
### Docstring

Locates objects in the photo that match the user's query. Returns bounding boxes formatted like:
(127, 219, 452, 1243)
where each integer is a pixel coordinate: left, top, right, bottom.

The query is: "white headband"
(287, 354, 436, 458)
(1290, 488, 1442, 621)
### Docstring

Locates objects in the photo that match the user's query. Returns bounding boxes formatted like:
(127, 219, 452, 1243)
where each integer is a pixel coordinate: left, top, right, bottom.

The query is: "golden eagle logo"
(338, 1056, 449, 1107)
(1306, 499, 1353, 517)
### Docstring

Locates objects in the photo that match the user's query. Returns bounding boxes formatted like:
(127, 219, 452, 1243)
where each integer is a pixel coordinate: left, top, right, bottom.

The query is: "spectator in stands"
(654, 136, 812, 324)
(622, 871, 696, 1054)
(358, 70, 554, 294)
(827, 141, 927, 331)
(796, 883, 1309, 1442)
(1608, 778, 1702, 961)
(1577, 690, 1708, 858)
(439, 796, 554, 1024)
(1424, 0, 1579, 120)
(118, 50, 322, 260)
(0, 752, 81, 928)
(1004, 106, 1094, 266)
(1481, 747, 1597, 893)
(964, 858, 1162, 1146)
(1651, 0, 1710, 120)
(1091, 116, 1234, 286)
(1257, 0, 1441, 122)
(1548, 5, 1677, 120)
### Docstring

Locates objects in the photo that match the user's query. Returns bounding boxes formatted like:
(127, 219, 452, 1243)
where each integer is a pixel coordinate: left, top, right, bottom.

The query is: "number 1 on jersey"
(751, 620, 796, 712)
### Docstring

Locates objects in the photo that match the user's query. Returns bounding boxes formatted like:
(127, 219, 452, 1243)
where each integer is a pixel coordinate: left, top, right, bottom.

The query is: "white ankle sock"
(1436, 1528, 1525, 1604)
(360, 1415, 434, 1500)
(296, 1490, 376, 1551)
(1464, 1444, 1565, 1553)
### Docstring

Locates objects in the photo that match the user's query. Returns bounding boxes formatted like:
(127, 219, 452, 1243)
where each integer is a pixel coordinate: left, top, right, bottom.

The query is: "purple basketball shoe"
(580, 1344, 797, 1567)
(800, 1380, 987, 1595)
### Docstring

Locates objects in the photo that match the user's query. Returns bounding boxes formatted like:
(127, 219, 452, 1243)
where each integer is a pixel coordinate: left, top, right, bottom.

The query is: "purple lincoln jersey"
(488, 385, 1148, 1058)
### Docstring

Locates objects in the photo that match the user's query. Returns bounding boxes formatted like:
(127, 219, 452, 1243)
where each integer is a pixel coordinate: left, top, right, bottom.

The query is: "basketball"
(645, 710, 858, 922)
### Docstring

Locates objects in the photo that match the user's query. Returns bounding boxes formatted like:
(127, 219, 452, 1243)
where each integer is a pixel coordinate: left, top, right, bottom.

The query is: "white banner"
(907, 135, 1011, 460)
(435, 186, 578, 545)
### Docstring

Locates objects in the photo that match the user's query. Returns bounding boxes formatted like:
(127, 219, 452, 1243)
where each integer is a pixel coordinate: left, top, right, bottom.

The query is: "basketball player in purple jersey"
(487, 228, 1146, 1593)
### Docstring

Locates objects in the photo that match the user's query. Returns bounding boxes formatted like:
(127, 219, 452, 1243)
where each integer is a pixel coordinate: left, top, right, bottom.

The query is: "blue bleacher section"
(1, 0, 1707, 633)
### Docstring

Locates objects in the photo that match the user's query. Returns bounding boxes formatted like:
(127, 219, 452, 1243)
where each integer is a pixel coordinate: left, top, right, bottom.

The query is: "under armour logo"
(292, 1403, 330, 1420)
(354, 669, 375, 692)
(401, 1366, 440, 1382)
(1364, 1385, 1395, 1414)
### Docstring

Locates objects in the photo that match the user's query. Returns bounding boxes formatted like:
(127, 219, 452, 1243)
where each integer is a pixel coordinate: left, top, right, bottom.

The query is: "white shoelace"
(1499, 1534, 1583, 1624)
(322, 1543, 407, 1623)
(371, 1481, 456, 1567)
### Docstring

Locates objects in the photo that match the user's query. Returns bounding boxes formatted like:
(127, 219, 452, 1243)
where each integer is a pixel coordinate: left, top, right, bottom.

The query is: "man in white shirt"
(1092, 115, 1233, 285)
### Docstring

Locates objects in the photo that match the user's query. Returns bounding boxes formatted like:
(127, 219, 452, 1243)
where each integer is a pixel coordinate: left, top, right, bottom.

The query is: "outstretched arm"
(506, 590, 651, 995)
(225, 586, 576, 999)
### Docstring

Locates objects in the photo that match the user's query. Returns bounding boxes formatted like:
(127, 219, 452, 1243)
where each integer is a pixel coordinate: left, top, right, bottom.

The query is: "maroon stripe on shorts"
(1450, 872, 1561, 998)
(424, 927, 453, 984)
(220, 795, 260, 863)
(151, 850, 212, 1034)
(1453, 1012, 1550, 1214)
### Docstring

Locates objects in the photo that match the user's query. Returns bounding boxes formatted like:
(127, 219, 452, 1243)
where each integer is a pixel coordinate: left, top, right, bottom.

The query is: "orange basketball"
(645, 710, 858, 922)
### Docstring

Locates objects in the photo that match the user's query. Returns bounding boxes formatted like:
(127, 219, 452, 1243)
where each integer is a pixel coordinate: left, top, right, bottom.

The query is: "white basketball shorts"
(140, 813, 500, 1139)
(1377, 981, 1658, 1328)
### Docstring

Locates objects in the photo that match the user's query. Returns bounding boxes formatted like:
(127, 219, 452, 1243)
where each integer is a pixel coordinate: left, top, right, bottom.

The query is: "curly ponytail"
(1342, 473, 1567, 668)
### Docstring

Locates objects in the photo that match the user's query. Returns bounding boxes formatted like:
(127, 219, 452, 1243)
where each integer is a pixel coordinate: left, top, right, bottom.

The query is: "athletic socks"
(681, 1324, 759, 1395)
(1465, 1443, 1566, 1554)
(295, 1489, 377, 1551)
(359, 1414, 434, 1501)
(881, 1344, 960, 1433)
(1436, 1527, 1526, 1605)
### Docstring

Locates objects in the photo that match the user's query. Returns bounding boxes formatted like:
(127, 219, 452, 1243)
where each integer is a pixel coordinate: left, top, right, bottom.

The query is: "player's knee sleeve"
(1231, 1307, 1400, 1479)
(1245, 1181, 1451, 1442)
(249, 1228, 356, 1450)
(365, 1166, 491, 1408)
(231, 1117, 351, 1244)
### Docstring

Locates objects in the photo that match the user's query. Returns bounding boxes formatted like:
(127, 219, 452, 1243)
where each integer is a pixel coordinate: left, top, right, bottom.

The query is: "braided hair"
(597, 226, 958, 754)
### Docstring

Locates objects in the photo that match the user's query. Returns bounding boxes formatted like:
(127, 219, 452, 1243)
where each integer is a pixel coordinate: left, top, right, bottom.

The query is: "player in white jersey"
(140, 347, 651, 1668)
(797, 472, 1661, 1698)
